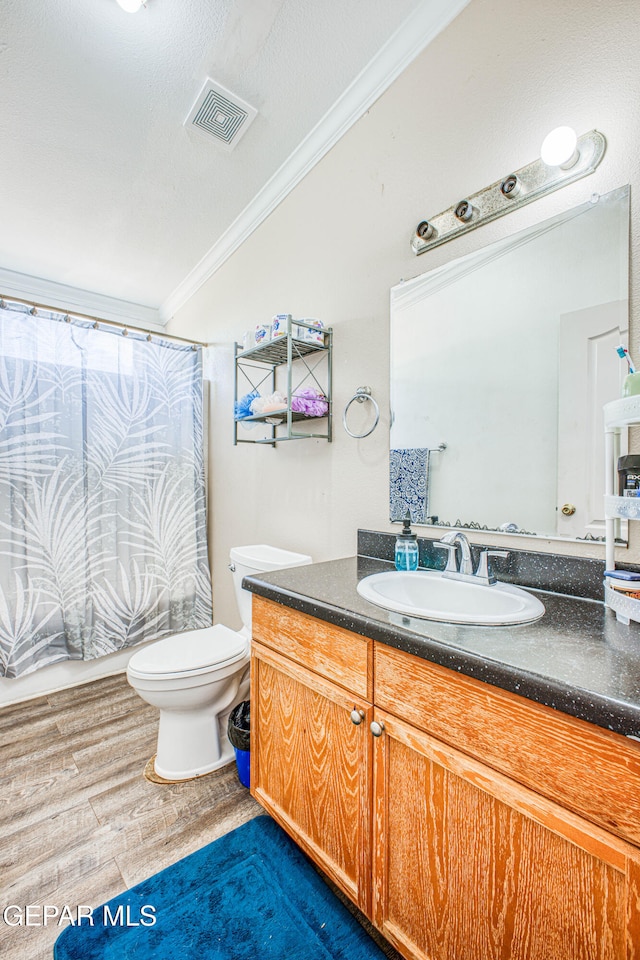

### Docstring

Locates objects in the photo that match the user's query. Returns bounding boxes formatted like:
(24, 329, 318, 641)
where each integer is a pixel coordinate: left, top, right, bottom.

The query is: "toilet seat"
(127, 624, 248, 681)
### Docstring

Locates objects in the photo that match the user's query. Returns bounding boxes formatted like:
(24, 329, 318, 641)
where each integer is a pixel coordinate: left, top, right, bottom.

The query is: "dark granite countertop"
(243, 556, 640, 740)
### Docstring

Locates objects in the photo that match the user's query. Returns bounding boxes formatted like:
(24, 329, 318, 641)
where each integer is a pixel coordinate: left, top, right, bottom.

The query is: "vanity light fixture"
(454, 200, 474, 223)
(115, 0, 146, 12)
(540, 126, 579, 168)
(499, 174, 522, 199)
(412, 129, 606, 256)
(416, 220, 436, 241)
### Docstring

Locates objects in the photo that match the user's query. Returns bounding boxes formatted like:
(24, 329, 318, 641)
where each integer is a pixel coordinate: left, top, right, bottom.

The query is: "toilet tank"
(229, 544, 312, 634)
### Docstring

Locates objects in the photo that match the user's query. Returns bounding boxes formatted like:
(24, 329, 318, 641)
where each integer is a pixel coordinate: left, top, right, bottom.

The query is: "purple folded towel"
(290, 388, 328, 417)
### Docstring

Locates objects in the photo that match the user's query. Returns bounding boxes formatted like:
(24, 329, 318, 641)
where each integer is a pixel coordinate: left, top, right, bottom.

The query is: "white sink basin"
(357, 569, 545, 626)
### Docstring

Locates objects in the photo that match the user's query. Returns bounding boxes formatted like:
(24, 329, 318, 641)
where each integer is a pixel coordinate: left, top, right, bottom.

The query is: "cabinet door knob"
(561, 503, 576, 516)
(370, 720, 385, 738)
(350, 708, 365, 725)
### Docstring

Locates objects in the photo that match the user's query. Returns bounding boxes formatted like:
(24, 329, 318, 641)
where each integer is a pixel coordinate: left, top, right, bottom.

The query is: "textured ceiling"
(0, 0, 428, 309)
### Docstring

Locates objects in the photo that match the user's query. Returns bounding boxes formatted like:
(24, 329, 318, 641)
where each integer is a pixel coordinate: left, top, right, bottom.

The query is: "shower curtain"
(0, 302, 212, 678)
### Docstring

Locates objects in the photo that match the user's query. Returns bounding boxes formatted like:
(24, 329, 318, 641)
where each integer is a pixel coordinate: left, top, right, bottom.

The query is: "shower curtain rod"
(0, 293, 208, 348)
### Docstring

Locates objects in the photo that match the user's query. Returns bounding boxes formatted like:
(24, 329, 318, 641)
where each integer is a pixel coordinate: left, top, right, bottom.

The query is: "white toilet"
(127, 544, 312, 781)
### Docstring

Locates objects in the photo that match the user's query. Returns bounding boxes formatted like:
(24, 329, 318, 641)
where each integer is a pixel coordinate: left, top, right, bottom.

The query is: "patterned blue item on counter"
(390, 448, 429, 523)
(234, 391, 260, 419)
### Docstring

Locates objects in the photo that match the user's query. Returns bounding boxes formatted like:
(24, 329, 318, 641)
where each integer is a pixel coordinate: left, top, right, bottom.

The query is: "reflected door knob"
(561, 503, 576, 516)
(370, 721, 385, 738)
(350, 708, 365, 725)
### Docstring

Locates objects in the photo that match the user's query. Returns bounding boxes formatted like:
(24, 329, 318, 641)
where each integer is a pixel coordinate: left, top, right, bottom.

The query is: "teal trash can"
(228, 700, 250, 788)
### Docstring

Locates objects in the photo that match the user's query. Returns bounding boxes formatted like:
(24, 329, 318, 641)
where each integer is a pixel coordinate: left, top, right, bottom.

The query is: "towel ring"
(343, 386, 380, 438)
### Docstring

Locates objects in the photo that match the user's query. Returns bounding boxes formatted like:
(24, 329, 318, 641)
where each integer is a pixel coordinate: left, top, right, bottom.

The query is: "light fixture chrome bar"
(411, 130, 606, 256)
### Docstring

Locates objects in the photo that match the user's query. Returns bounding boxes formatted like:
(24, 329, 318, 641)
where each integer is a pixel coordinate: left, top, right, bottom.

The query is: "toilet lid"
(127, 624, 248, 680)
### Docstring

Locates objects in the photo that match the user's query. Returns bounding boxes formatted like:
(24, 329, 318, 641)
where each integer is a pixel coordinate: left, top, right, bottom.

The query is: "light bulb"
(116, 0, 144, 12)
(540, 126, 579, 168)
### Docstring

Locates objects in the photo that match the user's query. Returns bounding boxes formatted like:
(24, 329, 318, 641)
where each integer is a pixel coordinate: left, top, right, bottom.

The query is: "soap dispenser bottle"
(395, 511, 419, 571)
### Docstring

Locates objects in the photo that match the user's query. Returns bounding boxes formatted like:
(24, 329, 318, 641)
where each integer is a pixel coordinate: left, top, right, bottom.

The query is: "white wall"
(167, 0, 640, 631)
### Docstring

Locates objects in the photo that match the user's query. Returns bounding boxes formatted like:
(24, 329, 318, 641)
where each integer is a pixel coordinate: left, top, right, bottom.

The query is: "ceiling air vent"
(184, 78, 257, 151)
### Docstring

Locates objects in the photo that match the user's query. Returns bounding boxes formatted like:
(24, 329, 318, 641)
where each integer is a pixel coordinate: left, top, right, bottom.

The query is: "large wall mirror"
(390, 185, 630, 542)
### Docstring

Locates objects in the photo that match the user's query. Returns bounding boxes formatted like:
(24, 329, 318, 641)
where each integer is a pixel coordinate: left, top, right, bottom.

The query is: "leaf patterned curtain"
(0, 302, 212, 678)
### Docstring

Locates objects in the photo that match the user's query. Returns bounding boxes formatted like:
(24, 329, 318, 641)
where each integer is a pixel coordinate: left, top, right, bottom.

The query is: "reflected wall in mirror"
(390, 185, 630, 541)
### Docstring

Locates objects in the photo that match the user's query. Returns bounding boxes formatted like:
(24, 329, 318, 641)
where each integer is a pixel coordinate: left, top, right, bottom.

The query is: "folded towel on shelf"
(250, 391, 287, 415)
(234, 390, 260, 419)
(291, 388, 329, 417)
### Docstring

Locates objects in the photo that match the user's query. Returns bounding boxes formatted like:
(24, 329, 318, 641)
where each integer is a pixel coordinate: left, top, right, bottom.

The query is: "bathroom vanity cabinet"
(250, 598, 373, 914)
(251, 595, 640, 960)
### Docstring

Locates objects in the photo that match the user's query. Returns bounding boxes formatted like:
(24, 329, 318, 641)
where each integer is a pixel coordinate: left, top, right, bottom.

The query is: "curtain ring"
(342, 386, 380, 438)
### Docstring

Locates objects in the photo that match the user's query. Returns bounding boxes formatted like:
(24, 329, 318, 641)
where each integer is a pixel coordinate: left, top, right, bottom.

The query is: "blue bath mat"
(54, 815, 386, 959)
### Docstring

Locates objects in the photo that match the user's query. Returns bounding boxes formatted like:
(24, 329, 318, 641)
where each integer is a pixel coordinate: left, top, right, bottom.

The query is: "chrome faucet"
(434, 531, 508, 586)
(474, 548, 509, 585)
(437, 531, 474, 576)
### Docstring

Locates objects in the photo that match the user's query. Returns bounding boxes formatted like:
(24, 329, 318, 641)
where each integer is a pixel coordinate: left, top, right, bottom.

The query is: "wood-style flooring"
(0, 673, 261, 960)
(0, 673, 400, 960)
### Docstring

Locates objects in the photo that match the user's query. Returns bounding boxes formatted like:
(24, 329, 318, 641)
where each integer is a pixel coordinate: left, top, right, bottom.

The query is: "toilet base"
(143, 752, 233, 784)
(152, 708, 237, 782)
(153, 738, 235, 782)
(147, 664, 251, 782)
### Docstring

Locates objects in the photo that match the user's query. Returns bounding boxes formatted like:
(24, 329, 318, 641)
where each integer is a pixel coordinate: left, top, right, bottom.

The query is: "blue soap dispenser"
(395, 511, 419, 571)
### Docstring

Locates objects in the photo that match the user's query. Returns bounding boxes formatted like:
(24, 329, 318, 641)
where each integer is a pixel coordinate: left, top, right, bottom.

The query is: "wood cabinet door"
(372, 708, 640, 960)
(251, 641, 373, 915)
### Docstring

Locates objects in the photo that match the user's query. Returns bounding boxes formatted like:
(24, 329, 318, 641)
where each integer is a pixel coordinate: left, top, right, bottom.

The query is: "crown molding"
(159, 0, 471, 323)
(0, 267, 163, 329)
